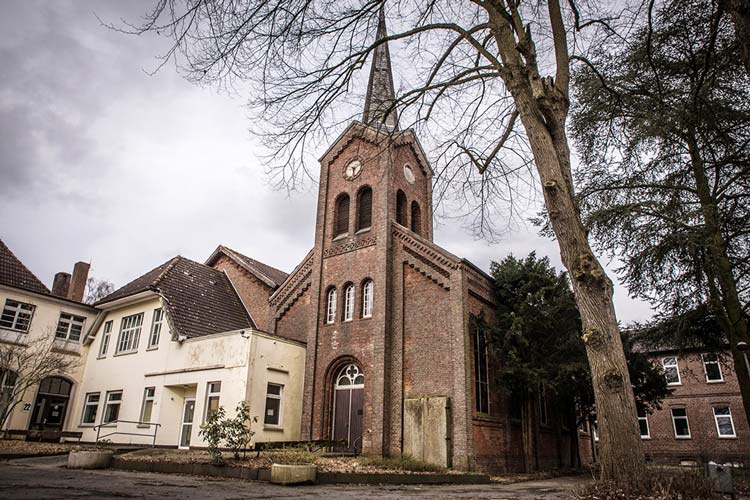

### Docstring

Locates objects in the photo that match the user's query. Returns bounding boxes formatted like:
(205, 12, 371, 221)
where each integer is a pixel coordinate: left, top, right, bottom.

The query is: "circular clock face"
(403, 164, 416, 184)
(344, 159, 362, 180)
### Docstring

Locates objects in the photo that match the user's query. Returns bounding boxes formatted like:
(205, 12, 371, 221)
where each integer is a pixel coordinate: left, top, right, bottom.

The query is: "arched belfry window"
(334, 194, 350, 237)
(356, 187, 372, 232)
(396, 190, 407, 226)
(362, 280, 374, 318)
(336, 364, 365, 388)
(326, 287, 337, 324)
(410, 201, 422, 235)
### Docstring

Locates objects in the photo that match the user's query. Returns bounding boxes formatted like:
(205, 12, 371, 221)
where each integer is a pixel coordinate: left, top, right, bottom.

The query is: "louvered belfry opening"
(334, 193, 350, 237)
(396, 190, 407, 226)
(357, 187, 373, 231)
(410, 201, 421, 235)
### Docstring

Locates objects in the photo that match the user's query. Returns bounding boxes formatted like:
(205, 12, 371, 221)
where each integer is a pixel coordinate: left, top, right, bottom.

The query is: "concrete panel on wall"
(403, 396, 448, 467)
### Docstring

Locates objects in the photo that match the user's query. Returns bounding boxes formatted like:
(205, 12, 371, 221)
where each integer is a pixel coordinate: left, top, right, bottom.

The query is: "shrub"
(223, 401, 257, 459)
(266, 446, 319, 465)
(571, 469, 721, 500)
(198, 406, 226, 465)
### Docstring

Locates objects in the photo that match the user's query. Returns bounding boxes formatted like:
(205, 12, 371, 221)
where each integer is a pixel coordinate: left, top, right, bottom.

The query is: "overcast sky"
(0, 0, 654, 323)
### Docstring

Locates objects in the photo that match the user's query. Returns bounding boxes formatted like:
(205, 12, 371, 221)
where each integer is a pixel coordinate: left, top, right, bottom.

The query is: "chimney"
(51, 272, 71, 298)
(68, 261, 90, 302)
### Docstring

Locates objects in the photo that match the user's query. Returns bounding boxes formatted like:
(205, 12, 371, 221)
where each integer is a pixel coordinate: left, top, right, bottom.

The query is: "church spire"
(362, 8, 398, 131)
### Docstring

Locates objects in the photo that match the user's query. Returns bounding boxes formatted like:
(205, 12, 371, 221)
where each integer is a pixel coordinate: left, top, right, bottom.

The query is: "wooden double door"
(332, 364, 364, 453)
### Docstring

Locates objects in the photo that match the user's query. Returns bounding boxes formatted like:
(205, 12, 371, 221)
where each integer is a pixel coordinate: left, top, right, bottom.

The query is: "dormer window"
(334, 194, 350, 238)
(357, 187, 372, 232)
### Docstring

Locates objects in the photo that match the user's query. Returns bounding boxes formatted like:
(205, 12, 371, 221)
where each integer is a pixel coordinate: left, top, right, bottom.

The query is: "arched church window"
(343, 284, 355, 322)
(336, 364, 365, 388)
(362, 280, 374, 318)
(334, 194, 350, 237)
(356, 187, 372, 231)
(396, 190, 407, 226)
(410, 201, 422, 235)
(326, 287, 337, 324)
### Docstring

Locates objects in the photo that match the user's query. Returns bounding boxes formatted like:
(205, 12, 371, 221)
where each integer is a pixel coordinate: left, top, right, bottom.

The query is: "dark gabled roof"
(205, 245, 288, 288)
(0, 239, 51, 295)
(96, 256, 253, 339)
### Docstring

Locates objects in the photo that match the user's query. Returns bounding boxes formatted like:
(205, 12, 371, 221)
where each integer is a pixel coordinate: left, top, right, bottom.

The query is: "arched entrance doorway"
(332, 364, 364, 452)
(29, 376, 72, 431)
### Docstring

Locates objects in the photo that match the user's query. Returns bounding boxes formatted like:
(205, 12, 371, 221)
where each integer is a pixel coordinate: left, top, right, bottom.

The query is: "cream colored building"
(0, 239, 97, 434)
(69, 255, 305, 448)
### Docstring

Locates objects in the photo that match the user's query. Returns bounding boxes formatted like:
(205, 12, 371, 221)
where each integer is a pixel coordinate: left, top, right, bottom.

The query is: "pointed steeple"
(362, 8, 398, 131)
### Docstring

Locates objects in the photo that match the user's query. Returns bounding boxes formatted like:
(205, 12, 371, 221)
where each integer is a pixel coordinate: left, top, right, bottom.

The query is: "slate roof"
(96, 256, 253, 339)
(0, 239, 51, 295)
(205, 245, 288, 288)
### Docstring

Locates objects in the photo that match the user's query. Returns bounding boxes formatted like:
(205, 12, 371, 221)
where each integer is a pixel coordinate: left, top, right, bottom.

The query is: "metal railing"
(93, 420, 162, 447)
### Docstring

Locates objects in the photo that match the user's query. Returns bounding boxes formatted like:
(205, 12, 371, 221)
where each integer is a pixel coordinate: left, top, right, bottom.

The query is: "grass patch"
(356, 454, 445, 473)
(265, 447, 320, 465)
(571, 469, 721, 500)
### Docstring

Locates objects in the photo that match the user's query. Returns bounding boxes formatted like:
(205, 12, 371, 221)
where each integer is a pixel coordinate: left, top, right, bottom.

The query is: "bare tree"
(84, 277, 115, 305)
(0, 331, 80, 430)
(115, 0, 646, 481)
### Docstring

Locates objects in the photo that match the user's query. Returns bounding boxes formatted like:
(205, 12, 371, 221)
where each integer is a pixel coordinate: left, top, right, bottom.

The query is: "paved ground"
(0, 455, 586, 499)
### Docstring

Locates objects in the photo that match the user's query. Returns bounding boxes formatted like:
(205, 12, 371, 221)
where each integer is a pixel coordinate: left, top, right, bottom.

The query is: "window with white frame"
(362, 280, 374, 318)
(0, 299, 35, 332)
(343, 284, 354, 322)
(326, 287, 337, 324)
(55, 313, 86, 342)
(671, 407, 691, 438)
(116, 313, 143, 354)
(264, 383, 283, 426)
(702, 353, 723, 382)
(140, 387, 155, 423)
(99, 321, 113, 357)
(662, 357, 681, 385)
(637, 407, 650, 438)
(148, 308, 164, 349)
(81, 392, 100, 425)
(713, 406, 736, 438)
(103, 391, 122, 424)
(204, 381, 221, 421)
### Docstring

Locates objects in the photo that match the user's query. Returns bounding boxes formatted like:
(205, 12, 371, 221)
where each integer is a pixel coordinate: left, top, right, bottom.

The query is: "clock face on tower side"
(344, 159, 363, 180)
(403, 164, 415, 184)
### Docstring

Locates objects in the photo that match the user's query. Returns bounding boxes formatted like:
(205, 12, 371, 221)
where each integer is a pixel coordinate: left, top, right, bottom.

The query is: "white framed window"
(99, 321, 113, 358)
(326, 288, 337, 324)
(702, 353, 723, 383)
(55, 313, 86, 342)
(81, 392, 100, 425)
(140, 387, 156, 423)
(662, 357, 681, 385)
(148, 308, 164, 349)
(204, 381, 221, 421)
(637, 407, 650, 438)
(0, 299, 35, 333)
(713, 406, 736, 438)
(103, 391, 123, 424)
(264, 383, 284, 426)
(671, 407, 691, 438)
(116, 313, 143, 354)
(362, 280, 374, 318)
(343, 284, 354, 322)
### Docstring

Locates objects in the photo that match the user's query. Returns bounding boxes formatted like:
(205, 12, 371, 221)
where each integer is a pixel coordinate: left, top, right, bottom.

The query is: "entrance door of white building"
(179, 398, 195, 449)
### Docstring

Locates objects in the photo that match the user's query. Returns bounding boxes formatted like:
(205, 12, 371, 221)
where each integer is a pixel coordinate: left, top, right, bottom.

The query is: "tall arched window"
(362, 280, 374, 318)
(356, 187, 372, 231)
(396, 190, 407, 226)
(326, 287, 337, 324)
(343, 284, 355, 322)
(410, 201, 422, 235)
(334, 194, 350, 237)
(472, 318, 489, 414)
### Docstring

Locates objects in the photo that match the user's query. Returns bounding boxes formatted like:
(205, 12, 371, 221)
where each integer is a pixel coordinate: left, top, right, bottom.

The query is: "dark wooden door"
(349, 388, 364, 452)
(333, 387, 364, 452)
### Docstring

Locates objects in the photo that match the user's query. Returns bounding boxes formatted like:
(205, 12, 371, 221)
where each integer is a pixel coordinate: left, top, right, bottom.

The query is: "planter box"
(68, 450, 114, 469)
(270, 463, 316, 485)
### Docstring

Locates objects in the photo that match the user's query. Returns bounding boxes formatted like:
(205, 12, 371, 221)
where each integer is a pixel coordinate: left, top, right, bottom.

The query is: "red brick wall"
(211, 255, 275, 332)
(641, 351, 750, 464)
(275, 287, 311, 344)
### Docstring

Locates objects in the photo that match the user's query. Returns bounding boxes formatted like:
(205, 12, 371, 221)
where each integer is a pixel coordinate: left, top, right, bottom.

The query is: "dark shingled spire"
(362, 8, 398, 131)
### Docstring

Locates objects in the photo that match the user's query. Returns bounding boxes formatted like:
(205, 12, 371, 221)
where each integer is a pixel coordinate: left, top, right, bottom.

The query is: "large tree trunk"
(688, 136, 750, 427)
(487, 6, 646, 483)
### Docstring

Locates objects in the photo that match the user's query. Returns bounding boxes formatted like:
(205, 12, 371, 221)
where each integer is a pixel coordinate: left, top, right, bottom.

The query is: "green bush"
(571, 469, 721, 500)
(266, 446, 319, 465)
(223, 401, 257, 459)
(357, 454, 444, 472)
(198, 406, 226, 465)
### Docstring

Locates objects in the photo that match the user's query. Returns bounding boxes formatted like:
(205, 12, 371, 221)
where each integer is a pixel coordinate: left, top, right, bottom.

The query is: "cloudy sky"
(0, 0, 653, 323)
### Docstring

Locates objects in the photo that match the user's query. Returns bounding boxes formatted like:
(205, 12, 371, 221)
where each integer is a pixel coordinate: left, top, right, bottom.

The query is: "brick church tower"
(268, 9, 580, 472)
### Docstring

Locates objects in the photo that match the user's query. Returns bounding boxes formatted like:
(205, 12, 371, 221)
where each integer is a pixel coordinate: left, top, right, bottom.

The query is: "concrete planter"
(67, 449, 114, 469)
(270, 463, 316, 485)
